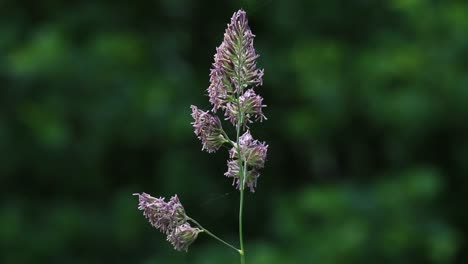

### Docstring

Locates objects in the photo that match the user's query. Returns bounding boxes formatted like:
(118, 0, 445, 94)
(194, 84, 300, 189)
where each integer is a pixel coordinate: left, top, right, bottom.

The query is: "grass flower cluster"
(135, 10, 267, 263)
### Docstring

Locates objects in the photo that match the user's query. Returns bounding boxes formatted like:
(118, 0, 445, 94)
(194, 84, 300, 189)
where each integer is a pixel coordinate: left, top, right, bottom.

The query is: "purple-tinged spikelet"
(231, 131, 268, 168)
(222, 10, 264, 92)
(225, 89, 266, 126)
(134, 193, 187, 235)
(225, 160, 261, 192)
(191, 105, 226, 153)
(208, 48, 231, 112)
(208, 10, 264, 113)
(225, 131, 268, 192)
(167, 223, 202, 252)
(225, 159, 240, 180)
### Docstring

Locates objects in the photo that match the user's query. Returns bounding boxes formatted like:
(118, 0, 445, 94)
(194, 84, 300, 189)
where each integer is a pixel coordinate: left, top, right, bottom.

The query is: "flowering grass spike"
(190, 105, 226, 153)
(134, 193, 187, 235)
(167, 224, 202, 252)
(135, 10, 267, 263)
(208, 10, 264, 113)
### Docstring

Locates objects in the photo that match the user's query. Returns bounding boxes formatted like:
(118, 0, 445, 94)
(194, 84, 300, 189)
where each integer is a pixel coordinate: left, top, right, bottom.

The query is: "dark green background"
(1, 0, 468, 263)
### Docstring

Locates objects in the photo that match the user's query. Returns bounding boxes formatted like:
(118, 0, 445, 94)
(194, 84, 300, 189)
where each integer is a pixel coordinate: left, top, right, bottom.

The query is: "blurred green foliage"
(1, 0, 468, 263)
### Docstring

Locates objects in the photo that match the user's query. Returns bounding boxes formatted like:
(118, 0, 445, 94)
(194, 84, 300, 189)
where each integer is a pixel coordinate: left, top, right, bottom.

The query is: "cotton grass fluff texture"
(135, 10, 267, 261)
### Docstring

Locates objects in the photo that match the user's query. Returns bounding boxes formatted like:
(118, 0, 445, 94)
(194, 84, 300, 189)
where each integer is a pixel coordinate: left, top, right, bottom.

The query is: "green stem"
(188, 217, 241, 254)
(235, 102, 246, 264)
(239, 180, 246, 264)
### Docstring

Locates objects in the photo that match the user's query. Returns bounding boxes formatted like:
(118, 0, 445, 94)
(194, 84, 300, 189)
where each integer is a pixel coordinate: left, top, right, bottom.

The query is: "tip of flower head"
(207, 8, 263, 111)
(169, 194, 180, 203)
(229, 9, 249, 36)
(233, 9, 246, 18)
